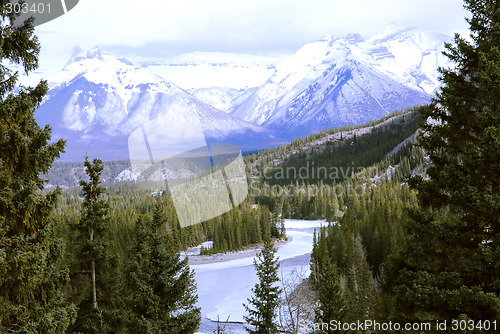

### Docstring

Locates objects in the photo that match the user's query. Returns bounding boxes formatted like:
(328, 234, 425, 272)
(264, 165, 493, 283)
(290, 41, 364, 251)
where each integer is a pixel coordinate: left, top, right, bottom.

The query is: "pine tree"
(315, 257, 346, 334)
(382, 0, 500, 321)
(348, 236, 380, 321)
(0, 3, 76, 332)
(69, 156, 122, 333)
(244, 241, 282, 334)
(123, 206, 201, 333)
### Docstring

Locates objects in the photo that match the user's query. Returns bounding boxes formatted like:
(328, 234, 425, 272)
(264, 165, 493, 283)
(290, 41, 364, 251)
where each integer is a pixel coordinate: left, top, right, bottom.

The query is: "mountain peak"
(82, 46, 105, 59)
(345, 33, 365, 44)
(53, 46, 169, 91)
(36, 27, 452, 160)
(65, 46, 106, 65)
(62, 46, 138, 72)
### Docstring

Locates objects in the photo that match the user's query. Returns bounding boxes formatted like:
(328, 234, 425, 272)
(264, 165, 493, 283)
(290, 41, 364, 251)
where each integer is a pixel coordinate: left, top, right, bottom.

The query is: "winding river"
(192, 219, 325, 334)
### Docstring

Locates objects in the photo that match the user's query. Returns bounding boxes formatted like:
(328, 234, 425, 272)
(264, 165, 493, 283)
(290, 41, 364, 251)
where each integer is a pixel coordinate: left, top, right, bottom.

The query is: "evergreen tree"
(244, 241, 282, 334)
(315, 258, 346, 334)
(0, 3, 75, 332)
(69, 156, 122, 333)
(123, 206, 200, 333)
(382, 0, 500, 321)
(348, 236, 380, 322)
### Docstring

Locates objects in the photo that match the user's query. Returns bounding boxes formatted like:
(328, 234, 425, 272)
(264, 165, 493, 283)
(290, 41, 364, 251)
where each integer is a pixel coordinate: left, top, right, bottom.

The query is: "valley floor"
(183, 239, 290, 266)
(191, 219, 326, 333)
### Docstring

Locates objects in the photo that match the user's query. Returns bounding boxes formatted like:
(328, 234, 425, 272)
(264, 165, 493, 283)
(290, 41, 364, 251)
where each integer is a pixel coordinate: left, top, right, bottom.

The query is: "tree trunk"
(90, 227, 98, 309)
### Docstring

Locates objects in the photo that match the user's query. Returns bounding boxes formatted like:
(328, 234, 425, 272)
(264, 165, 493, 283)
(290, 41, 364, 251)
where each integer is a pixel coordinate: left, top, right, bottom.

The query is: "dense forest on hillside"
(53, 184, 285, 255)
(43, 109, 419, 189)
(44, 160, 131, 187)
(48, 107, 419, 257)
(41, 106, 426, 333)
(246, 108, 418, 186)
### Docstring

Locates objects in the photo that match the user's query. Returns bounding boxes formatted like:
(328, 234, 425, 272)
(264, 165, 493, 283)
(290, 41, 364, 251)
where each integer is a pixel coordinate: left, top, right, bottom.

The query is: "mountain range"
(36, 49, 278, 161)
(34, 25, 451, 161)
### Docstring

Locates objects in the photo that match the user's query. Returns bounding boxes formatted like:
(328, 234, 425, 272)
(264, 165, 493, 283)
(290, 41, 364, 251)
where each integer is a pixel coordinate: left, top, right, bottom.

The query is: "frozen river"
(193, 219, 326, 334)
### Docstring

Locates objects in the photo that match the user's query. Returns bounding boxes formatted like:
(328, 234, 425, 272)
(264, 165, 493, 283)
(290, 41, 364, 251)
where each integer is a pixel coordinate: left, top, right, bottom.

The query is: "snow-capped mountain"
(231, 59, 430, 137)
(355, 25, 451, 94)
(230, 25, 450, 137)
(34, 26, 452, 160)
(127, 52, 281, 112)
(131, 52, 281, 90)
(186, 87, 247, 112)
(36, 48, 279, 161)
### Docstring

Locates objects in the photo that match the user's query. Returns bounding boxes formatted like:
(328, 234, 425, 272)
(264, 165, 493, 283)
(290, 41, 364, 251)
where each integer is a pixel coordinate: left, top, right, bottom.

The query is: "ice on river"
(193, 219, 326, 332)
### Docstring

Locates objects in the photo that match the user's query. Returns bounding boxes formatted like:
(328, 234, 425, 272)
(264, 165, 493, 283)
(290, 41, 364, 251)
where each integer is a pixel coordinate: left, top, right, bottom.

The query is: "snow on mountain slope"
(70, 51, 280, 116)
(187, 87, 260, 112)
(268, 60, 429, 133)
(127, 52, 282, 113)
(42, 48, 173, 135)
(230, 26, 449, 137)
(31, 26, 452, 159)
(187, 87, 246, 112)
(356, 24, 452, 94)
(36, 48, 278, 161)
(130, 52, 282, 90)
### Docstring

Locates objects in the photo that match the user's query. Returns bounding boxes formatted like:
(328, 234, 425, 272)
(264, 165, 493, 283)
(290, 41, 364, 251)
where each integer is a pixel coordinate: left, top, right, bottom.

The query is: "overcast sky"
(34, 0, 469, 69)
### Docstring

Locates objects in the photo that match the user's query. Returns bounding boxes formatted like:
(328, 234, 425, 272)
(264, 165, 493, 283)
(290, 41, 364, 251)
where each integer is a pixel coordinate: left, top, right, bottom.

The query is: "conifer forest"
(0, 0, 499, 333)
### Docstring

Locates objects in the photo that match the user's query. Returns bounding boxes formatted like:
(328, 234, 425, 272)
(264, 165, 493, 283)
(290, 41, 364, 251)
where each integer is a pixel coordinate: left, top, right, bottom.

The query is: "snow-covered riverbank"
(182, 240, 281, 266)
(193, 219, 326, 334)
